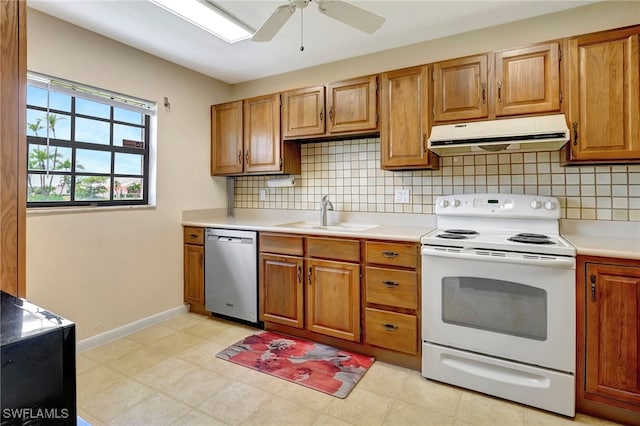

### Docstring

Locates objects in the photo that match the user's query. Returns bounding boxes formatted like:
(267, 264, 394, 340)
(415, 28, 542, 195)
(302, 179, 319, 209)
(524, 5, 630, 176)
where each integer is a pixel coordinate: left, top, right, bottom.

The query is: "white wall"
(26, 9, 231, 339)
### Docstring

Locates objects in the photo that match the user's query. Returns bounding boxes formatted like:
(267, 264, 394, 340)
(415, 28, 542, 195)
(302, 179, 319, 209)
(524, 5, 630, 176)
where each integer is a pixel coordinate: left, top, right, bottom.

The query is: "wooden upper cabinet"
(494, 42, 561, 117)
(282, 86, 325, 138)
(381, 66, 438, 170)
(211, 95, 300, 176)
(244, 94, 281, 173)
(282, 76, 379, 140)
(211, 101, 243, 175)
(566, 27, 640, 163)
(433, 54, 489, 122)
(326, 75, 378, 134)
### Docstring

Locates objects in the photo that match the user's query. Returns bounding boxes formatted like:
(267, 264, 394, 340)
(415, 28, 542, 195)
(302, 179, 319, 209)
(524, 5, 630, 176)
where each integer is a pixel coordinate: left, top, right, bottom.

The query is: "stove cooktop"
(422, 228, 575, 256)
(422, 194, 576, 257)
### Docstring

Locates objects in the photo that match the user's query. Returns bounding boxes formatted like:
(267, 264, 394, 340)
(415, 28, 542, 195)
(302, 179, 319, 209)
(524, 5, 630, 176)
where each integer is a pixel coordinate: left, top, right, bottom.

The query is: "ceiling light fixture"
(150, 0, 253, 43)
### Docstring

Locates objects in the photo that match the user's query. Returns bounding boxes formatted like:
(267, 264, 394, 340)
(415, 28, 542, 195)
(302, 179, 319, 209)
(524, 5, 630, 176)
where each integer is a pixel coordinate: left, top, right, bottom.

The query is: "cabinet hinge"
(560, 90, 563, 104)
(280, 158, 283, 167)
(375, 113, 379, 123)
(432, 71, 435, 81)
(432, 105, 435, 118)
(558, 46, 562, 62)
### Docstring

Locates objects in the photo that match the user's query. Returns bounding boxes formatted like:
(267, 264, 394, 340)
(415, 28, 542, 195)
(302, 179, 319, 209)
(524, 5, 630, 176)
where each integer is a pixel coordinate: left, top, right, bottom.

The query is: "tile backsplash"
(234, 138, 640, 222)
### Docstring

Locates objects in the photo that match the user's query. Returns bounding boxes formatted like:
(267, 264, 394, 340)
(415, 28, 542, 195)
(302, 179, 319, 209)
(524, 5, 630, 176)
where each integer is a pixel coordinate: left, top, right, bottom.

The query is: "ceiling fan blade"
(316, 0, 385, 34)
(251, 4, 295, 42)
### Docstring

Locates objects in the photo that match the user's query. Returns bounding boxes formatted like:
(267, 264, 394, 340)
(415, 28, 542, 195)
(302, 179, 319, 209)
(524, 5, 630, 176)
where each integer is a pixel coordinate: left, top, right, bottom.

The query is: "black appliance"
(1, 291, 76, 425)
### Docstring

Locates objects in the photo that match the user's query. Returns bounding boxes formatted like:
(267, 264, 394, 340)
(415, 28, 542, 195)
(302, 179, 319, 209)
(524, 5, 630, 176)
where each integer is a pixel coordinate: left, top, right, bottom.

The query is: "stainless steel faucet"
(320, 195, 334, 226)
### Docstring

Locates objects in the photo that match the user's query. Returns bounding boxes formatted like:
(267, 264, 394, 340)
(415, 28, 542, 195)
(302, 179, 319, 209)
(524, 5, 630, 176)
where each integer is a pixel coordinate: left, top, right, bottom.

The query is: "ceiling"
(27, 0, 597, 85)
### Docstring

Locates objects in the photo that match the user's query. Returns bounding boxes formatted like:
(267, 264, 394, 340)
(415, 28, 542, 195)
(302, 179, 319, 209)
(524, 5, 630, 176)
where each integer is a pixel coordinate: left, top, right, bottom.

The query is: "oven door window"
(442, 277, 547, 341)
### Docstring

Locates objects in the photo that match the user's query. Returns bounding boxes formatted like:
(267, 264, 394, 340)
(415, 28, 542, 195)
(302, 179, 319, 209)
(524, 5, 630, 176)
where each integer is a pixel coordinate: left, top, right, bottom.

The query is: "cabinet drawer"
(365, 267, 417, 310)
(366, 241, 417, 268)
(183, 227, 204, 245)
(365, 308, 418, 354)
(260, 233, 304, 256)
(307, 237, 360, 262)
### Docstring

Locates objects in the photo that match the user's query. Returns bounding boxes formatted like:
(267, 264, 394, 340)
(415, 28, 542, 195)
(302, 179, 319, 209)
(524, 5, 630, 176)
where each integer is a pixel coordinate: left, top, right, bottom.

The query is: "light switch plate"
(395, 189, 410, 203)
(259, 189, 266, 201)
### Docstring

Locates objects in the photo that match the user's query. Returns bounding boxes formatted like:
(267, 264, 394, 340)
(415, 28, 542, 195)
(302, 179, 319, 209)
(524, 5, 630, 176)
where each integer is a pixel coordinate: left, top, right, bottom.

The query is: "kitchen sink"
(276, 221, 378, 233)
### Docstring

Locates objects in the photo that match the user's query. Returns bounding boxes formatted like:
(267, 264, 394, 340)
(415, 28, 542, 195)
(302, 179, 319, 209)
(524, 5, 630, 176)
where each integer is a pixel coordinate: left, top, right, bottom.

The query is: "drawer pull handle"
(382, 280, 399, 288)
(382, 323, 398, 331)
(382, 251, 398, 258)
(189, 234, 198, 238)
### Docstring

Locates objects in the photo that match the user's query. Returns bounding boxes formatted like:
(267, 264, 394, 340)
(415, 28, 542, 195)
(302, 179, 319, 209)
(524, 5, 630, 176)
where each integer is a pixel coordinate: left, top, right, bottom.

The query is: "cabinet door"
(433, 54, 488, 122)
(260, 254, 304, 328)
(327, 75, 378, 134)
(306, 259, 360, 342)
(567, 29, 640, 162)
(585, 262, 640, 407)
(183, 244, 204, 305)
(494, 42, 561, 117)
(244, 94, 282, 173)
(381, 66, 438, 170)
(211, 101, 243, 175)
(282, 86, 325, 138)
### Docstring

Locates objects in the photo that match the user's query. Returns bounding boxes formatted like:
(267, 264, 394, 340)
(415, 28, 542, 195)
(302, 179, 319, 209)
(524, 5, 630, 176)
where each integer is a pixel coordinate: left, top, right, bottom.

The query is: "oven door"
(421, 246, 575, 373)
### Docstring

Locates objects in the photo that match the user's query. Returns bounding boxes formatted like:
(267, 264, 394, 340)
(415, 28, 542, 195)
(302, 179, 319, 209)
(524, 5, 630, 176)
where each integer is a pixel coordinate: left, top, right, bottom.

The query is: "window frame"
(26, 73, 154, 208)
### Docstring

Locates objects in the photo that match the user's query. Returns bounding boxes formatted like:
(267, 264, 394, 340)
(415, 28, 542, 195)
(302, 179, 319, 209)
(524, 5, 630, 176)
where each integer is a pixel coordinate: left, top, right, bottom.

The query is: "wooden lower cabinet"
(259, 253, 304, 328)
(306, 259, 360, 342)
(183, 226, 207, 314)
(577, 255, 640, 425)
(259, 233, 422, 370)
(365, 308, 417, 355)
(364, 241, 420, 364)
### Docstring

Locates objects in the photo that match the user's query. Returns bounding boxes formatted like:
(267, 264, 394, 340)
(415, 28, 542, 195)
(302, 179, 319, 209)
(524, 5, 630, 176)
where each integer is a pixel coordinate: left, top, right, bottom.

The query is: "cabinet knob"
(382, 251, 398, 258)
(297, 265, 302, 284)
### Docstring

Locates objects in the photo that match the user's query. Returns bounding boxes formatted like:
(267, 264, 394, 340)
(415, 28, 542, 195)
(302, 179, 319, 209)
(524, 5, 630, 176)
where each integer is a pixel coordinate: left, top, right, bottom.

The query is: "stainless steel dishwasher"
(204, 228, 258, 324)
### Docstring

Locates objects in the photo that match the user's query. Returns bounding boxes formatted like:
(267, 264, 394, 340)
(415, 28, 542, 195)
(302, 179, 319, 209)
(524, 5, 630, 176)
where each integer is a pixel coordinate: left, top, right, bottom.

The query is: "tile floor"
(77, 312, 620, 426)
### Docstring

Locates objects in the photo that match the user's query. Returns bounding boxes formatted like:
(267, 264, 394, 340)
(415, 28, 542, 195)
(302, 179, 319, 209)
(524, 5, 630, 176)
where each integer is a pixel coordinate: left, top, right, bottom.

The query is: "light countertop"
(182, 209, 640, 259)
(561, 219, 640, 260)
(182, 208, 435, 242)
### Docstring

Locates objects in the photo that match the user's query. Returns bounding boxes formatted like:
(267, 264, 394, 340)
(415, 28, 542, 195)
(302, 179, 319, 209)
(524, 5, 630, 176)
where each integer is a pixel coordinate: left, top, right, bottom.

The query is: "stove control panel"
(435, 193, 561, 219)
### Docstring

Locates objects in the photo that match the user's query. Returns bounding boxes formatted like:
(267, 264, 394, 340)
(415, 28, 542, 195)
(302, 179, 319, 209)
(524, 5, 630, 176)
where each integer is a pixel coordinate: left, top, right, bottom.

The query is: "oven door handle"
(422, 247, 575, 268)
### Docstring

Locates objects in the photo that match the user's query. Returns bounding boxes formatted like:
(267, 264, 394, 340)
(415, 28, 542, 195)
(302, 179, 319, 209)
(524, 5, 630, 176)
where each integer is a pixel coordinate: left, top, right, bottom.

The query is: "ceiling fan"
(251, 0, 385, 42)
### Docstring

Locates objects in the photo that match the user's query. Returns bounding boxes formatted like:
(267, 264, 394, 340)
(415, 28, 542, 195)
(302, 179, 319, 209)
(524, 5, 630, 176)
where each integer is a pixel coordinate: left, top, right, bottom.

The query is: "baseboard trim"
(76, 304, 189, 353)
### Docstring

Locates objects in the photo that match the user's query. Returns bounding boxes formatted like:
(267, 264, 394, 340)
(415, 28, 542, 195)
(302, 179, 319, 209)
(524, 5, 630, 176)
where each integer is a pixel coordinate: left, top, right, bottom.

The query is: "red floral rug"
(215, 331, 374, 398)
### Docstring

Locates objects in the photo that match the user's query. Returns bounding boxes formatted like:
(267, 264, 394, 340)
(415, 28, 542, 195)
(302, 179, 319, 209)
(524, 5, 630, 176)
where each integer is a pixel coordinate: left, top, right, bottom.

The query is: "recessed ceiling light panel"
(150, 0, 253, 43)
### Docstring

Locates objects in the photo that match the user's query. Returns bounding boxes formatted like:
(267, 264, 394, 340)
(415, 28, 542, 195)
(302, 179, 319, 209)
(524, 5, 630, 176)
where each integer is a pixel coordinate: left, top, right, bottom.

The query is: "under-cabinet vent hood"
(428, 114, 569, 156)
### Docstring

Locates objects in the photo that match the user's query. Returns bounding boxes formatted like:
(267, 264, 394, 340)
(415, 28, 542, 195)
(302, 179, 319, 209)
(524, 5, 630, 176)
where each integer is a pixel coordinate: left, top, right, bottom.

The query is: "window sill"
(26, 203, 156, 216)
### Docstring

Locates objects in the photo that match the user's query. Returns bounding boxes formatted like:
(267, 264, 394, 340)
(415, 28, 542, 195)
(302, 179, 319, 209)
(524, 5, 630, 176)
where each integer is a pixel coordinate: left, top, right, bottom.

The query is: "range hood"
(428, 114, 569, 156)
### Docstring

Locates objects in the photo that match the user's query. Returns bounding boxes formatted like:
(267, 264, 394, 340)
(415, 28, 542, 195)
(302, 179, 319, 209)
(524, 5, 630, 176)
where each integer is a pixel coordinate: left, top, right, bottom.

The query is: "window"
(26, 72, 155, 208)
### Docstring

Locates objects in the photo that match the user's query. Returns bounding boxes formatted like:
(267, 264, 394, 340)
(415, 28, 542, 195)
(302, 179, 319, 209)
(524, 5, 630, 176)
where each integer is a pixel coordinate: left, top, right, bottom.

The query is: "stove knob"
(530, 200, 542, 209)
(544, 201, 557, 211)
(451, 199, 461, 207)
(439, 199, 449, 208)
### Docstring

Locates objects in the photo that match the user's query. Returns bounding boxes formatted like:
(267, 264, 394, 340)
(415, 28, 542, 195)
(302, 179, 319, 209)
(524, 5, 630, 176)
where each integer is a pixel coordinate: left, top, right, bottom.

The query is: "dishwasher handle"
(208, 235, 252, 244)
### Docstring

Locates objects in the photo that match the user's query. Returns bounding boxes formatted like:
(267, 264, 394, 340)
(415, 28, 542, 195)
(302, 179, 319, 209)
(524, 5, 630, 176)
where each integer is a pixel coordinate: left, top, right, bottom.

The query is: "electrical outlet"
(395, 189, 410, 203)
(259, 189, 266, 201)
